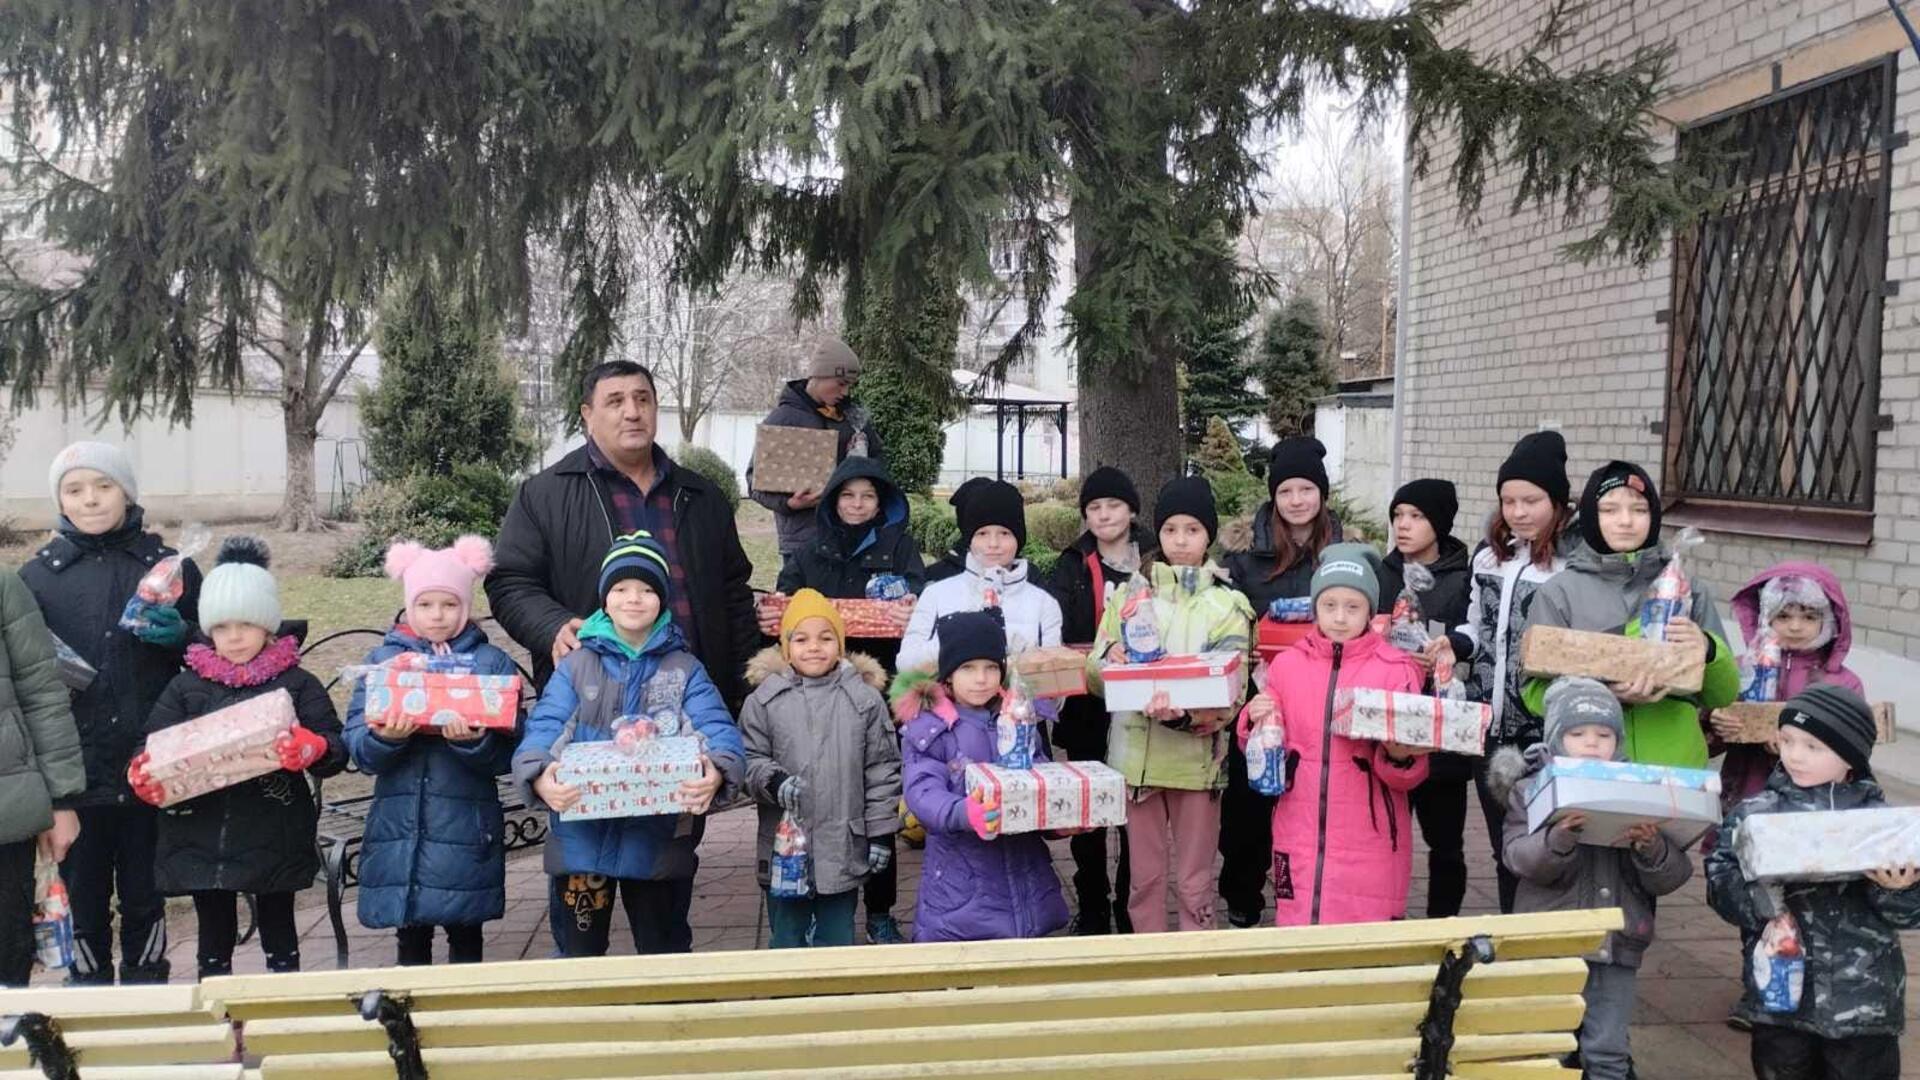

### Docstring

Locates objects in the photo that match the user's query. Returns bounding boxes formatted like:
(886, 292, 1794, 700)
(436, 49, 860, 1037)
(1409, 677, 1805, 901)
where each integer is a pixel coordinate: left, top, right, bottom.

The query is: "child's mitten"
(777, 775, 806, 811)
(276, 726, 328, 771)
(134, 605, 188, 648)
(125, 752, 165, 807)
(964, 791, 1000, 840)
(867, 839, 893, 873)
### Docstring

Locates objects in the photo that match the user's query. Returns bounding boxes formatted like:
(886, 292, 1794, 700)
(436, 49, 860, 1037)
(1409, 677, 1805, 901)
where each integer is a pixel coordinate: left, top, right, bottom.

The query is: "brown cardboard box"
(751, 425, 840, 494)
(1712, 701, 1898, 745)
(1014, 646, 1090, 698)
(1518, 625, 1705, 696)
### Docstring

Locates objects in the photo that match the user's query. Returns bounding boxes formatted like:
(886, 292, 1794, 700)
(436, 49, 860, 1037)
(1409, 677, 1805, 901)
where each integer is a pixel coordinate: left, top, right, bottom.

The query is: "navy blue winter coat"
(343, 622, 520, 929)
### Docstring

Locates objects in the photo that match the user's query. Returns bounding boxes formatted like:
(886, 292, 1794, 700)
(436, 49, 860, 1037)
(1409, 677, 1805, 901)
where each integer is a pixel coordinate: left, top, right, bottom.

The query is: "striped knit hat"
(599, 531, 672, 604)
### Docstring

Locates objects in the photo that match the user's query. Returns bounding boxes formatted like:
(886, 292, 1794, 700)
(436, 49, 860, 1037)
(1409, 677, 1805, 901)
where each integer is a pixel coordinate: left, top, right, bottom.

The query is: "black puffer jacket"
(486, 444, 759, 708)
(774, 456, 925, 671)
(20, 508, 201, 808)
(1707, 769, 1920, 1038)
(144, 633, 345, 895)
(1220, 504, 1343, 617)
(1376, 535, 1471, 627)
(747, 380, 885, 554)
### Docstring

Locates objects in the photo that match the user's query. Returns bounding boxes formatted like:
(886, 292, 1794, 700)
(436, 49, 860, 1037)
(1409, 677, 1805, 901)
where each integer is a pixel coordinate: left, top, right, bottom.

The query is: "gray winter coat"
(1493, 744, 1693, 969)
(1707, 770, 1920, 1038)
(0, 569, 83, 845)
(1527, 538, 1733, 652)
(739, 647, 900, 896)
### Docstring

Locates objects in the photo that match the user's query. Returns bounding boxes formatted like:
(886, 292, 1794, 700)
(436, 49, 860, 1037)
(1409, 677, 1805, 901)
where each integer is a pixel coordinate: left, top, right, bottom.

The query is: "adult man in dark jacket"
(486, 361, 760, 710)
(746, 336, 884, 558)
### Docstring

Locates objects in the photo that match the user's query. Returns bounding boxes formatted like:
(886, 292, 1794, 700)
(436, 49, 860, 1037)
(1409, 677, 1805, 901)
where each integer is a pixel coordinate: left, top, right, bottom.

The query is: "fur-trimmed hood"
(1219, 515, 1256, 555)
(889, 666, 959, 727)
(1484, 744, 1544, 808)
(744, 645, 888, 692)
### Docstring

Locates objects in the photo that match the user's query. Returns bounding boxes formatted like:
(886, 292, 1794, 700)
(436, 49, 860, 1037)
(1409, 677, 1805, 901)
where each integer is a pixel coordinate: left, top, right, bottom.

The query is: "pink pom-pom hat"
(385, 535, 495, 631)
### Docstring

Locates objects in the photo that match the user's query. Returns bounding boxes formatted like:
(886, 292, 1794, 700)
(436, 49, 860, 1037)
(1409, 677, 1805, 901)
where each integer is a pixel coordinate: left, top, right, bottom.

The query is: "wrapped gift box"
(1519, 625, 1705, 695)
(757, 594, 912, 639)
(555, 738, 704, 820)
(1101, 651, 1246, 713)
(1014, 646, 1089, 698)
(964, 761, 1127, 834)
(1522, 755, 1722, 848)
(751, 425, 840, 494)
(363, 669, 521, 732)
(1735, 807, 1920, 883)
(1713, 701, 1898, 745)
(1330, 688, 1492, 756)
(143, 688, 295, 807)
(1255, 619, 1314, 664)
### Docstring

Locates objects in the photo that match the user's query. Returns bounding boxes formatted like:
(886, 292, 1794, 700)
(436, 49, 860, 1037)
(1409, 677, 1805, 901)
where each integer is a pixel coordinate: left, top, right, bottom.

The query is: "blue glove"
(867, 839, 893, 874)
(135, 605, 188, 648)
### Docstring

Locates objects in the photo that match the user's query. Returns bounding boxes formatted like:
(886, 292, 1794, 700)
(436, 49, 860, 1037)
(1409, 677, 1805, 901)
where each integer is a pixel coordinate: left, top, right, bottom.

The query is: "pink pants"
(1126, 788, 1222, 932)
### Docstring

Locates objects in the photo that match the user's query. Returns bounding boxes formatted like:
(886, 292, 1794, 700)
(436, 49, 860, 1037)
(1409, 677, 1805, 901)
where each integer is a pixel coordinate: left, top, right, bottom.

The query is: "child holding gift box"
(514, 531, 744, 957)
(129, 537, 345, 979)
(1092, 476, 1254, 933)
(22, 442, 200, 985)
(1713, 565, 1865, 829)
(1238, 544, 1429, 927)
(1522, 461, 1740, 768)
(1490, 678, 1693, 1080)
(899, 479, 1062, 671)
(892, 609, 1069, 942)
(742, 590, 901, 948)
(1706, 685, 1920, 1079)
(342, 537, 519, 967)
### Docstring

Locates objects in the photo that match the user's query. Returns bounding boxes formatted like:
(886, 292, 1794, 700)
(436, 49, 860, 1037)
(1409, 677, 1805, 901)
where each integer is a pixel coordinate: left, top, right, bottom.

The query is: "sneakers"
(1726, 1012, 1752, 1033)
(865, 915, 905, 945)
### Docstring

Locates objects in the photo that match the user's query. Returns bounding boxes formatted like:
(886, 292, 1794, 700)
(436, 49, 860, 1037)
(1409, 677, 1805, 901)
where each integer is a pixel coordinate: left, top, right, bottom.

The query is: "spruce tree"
(1256, 295, 1334, 438)
(361, 286, 535, 481)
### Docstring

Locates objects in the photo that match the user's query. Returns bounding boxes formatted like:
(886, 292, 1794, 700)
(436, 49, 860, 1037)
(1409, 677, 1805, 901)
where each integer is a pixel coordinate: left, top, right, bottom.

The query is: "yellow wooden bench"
(0, 983, 237, 1079)
(177, 909, 1620, 1080)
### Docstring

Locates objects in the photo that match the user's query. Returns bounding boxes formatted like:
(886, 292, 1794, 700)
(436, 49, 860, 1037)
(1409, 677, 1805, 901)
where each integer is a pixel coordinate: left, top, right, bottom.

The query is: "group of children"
(16, 433, 1917, 1080)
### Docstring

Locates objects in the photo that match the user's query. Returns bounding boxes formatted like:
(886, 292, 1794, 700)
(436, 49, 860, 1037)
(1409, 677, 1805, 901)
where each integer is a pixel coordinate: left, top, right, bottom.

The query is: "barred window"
(1664, 59, 1893, 538)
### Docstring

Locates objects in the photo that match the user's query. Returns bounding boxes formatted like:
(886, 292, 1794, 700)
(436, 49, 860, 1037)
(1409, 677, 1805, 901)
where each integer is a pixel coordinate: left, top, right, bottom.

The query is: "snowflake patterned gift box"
(1735, 807, 1920, 883)
(963, 761, 1128, 835)
(1329, 688, 1493, 756)
(363, 668, 522, 732)
(554, 738, 704, 820)
(1522, 756, 1722, 849)
(142, 688, 296, 807)
(1100, 651, 1247, 713)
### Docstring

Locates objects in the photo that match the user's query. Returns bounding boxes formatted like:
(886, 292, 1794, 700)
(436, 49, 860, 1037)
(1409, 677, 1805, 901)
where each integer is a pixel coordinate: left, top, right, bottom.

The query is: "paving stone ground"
(32, 776, 1920, 1077)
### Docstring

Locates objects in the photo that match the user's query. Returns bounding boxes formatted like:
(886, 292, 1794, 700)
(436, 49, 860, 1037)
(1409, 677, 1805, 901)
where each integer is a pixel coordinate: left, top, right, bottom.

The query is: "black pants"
(863, 837, 897, 917)
(1053, 698, 1130, 929)
(549, 874, 694, 957)
(1751, 1024, 1899, 1080)
(1411, 755, 1473, 918)
(192, 890, 298, 979)
(395, 924, 484, 966)
(0, 839, 35, 987)
(1473, 750, 1520, 914)
(60, 803, 169, 984)
(1218, 744, 1276, 919)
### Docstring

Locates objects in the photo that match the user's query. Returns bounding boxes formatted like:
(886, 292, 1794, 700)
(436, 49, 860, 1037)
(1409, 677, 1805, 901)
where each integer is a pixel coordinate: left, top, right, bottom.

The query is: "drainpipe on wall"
(1389, 120, 1413, 492)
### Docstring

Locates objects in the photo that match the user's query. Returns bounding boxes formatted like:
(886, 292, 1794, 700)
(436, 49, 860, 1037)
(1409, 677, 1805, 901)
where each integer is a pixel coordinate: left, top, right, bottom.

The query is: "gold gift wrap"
(1518, 625, 1704, 696)
(1712, 701, 1897, 745)
(751, 425, 840, 494)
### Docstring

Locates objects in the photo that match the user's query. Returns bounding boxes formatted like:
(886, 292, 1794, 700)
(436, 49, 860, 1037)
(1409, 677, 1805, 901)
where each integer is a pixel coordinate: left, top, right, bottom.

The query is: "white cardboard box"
(1101, 651, 1247, 713)
(1522, 756, 1722, 848)
(1735, 806, 1920, 882)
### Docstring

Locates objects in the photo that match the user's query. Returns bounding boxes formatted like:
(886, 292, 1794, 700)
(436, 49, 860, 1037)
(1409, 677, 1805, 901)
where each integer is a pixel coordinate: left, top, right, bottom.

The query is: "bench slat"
(0, 1020, 234, 1069)
(0, 984, 202, 1022)
(239, 958, 1588, 1057)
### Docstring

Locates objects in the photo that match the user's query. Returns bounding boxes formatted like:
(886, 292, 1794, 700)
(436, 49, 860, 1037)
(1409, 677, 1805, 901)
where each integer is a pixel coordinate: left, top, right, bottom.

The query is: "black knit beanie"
(1153, 474, 1220, 545)
(1079, 465, 1140, 515)
(1497, 431, 1571, 508)
(1391, 478, 1458, 539)
(948, 476, 992, 512)
(1267, 437, 1330, 501)
(1779, 683, 1878, 780)
(936, 609, 1008, 682)
(1577, 460, 1662, 555)
(958, 479, 1027, 549)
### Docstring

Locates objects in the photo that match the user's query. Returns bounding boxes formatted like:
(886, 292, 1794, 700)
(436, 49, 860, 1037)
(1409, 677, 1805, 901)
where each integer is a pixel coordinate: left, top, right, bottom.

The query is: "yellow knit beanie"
(780, 588, 845, 658)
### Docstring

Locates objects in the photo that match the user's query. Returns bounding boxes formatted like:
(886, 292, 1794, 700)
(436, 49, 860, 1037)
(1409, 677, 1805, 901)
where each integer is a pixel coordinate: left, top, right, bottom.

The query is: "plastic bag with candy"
(119, 523, 210, 633)
(1750, 912, 1804, 1013)
(769, 811, 813, 898)
(1639, 527, 1704, 643)
(1118, 575, 1166, 663)
(32, 856, 72, 971)
(612, 711, 684, 754)
(1742, 632, 1783, 703)
(1247, 710, 1288, 797)
(1267, 596, 1314, 623)
(995, 670, 1039, 769)
(865, 574, 911, 601)
(1386, 563, 1432, 654)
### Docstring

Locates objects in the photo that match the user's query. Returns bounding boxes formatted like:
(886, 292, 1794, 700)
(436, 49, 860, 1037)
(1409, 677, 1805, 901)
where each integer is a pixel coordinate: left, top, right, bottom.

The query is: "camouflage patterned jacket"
(1706, 769, 1920, 1038)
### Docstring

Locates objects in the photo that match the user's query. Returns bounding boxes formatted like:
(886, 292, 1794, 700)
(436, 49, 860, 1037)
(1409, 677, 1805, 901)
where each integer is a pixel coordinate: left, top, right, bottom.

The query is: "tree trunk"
(1072, 210, 1183, 516)
(275, 395, 326, 532)
(679, 401, 700, 444)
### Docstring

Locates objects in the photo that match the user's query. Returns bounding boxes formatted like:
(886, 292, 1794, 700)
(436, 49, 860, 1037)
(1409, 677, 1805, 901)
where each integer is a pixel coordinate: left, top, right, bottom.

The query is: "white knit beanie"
(49, 441, 139, 508)
(199, 536, 281, 632)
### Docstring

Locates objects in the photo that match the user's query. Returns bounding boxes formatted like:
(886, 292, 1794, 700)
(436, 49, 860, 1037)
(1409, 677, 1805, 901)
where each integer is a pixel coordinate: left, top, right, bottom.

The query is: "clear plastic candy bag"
(612, 711, 683, 753)
(1639, 526, 1704, 643)
(1386, 563, 1432, 654)
(769, 811, 813, 899)
(865, 573, 911, 601)
(1267, 596, 1314, 623)
(1119, 575, 1166, 663)
(1247, 709, 1288, 797)
(1751, 912, 1804, 1013)
(118, 523, 211, 632)
(32, 856, 72, 971)
(995, 670, 1039, 769)
(1742, 632, 1783, 703)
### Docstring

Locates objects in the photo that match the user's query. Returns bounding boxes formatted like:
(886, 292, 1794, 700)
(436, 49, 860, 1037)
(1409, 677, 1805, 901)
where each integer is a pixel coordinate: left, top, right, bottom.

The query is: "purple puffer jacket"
(897, 681, 1069, 943)
(1708, 562, 1865, 853)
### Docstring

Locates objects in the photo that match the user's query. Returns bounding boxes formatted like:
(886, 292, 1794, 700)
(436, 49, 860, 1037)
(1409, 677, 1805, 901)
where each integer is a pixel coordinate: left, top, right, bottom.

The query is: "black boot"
(197, 955, 233, 982)
(264, 949, 301, 974)
(119, 958, 172, 985)
(1070, 903, 1111, 936)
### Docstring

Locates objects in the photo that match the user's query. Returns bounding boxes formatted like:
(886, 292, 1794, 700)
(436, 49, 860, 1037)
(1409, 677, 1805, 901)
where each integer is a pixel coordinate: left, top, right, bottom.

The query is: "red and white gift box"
(554, 738, 704, 820)
(1254, 619, 1314, 664)
(143, 688, 296, 807)
(363, 670, 522, 732)
(1329, 688, 1492, 756)
(756, 595, 914, 639)
(1100, 651, 1247, 713)
(964, 761, 1128, 834)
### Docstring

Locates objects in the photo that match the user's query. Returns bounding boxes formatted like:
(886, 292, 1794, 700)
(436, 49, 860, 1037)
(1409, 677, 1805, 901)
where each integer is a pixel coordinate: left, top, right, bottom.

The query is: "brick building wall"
(1403, 0, 1920, 657)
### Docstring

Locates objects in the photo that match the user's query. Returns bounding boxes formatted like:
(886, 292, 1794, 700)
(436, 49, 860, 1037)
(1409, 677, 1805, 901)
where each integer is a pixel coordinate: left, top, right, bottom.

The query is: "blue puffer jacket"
(343, 622, 520, 930)
(513, 614, 744, 881)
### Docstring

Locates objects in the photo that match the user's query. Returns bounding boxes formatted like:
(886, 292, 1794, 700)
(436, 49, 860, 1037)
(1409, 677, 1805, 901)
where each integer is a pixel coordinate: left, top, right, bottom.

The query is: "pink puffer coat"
(1242, 627, 1427, 926)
